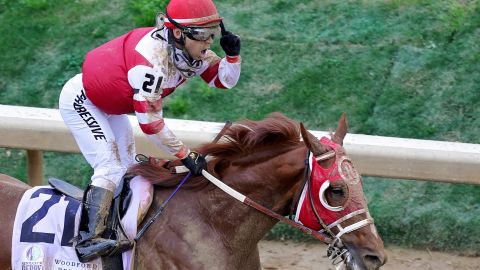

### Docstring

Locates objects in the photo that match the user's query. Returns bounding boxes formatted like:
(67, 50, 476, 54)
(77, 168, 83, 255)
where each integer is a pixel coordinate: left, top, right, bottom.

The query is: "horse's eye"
(330, 187, 345, 196)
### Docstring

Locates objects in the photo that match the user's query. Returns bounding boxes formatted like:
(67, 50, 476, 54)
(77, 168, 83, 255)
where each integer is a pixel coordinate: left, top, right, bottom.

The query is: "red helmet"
(164, 0, 223, 29)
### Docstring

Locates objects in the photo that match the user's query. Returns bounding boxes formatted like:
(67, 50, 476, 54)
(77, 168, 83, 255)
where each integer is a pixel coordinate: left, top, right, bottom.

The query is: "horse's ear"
(332, 113, 348, 146)
(300, 123, 330, 156)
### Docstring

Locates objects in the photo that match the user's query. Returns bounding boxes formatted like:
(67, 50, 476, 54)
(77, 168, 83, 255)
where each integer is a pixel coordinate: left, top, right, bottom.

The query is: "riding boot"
(75, 185, 116, 263)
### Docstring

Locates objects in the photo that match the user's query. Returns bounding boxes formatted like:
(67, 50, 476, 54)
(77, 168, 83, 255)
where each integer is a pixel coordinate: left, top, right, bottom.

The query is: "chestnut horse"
(0, 113, 387, 270)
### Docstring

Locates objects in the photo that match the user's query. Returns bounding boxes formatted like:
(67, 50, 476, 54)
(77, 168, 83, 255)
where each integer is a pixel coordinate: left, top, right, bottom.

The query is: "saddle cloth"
(11, 176, 153, 270)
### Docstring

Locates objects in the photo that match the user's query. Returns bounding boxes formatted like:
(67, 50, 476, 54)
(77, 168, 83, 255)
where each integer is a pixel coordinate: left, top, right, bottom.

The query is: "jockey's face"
(173, 26, 216, 61)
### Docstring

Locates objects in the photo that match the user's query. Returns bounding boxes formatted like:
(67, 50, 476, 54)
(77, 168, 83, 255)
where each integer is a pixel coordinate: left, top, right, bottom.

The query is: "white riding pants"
(59, 74, 136, 191)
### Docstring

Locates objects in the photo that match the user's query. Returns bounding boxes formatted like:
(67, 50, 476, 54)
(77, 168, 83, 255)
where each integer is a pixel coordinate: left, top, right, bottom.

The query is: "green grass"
(0, 0, 135, 108)
(363, 177, 480, 254)
(1, 0, 479, 253)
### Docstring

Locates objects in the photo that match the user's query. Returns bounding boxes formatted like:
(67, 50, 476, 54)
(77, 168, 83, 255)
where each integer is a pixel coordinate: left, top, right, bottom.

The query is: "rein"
(201, 170, 333, 244)
(135, 172, 192, 241)
(136, 119, 334, 243)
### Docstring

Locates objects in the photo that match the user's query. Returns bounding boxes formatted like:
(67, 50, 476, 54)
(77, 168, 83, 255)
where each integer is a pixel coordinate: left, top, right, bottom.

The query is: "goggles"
(183, 26, 221, 41)
(165, 12, 221, 42)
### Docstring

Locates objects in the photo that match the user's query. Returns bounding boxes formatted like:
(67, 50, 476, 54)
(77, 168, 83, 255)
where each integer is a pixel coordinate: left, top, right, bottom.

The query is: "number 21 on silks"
(20, 188, 81, 247)
(142, 73, 163, 94)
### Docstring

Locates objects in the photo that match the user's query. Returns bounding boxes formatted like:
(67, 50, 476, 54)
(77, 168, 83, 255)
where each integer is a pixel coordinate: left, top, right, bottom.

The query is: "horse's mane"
(127, 112, 301, 187)
(199, 112, 301, 159)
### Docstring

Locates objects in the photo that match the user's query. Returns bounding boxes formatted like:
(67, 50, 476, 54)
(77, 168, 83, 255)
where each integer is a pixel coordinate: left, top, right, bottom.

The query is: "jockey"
(58, 0, 241, 262)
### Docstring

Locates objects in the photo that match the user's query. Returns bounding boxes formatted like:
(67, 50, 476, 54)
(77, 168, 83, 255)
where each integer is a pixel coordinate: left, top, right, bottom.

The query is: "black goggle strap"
(165, 12, 188, 44)
(165, 12, 188, 31)
(166, 12, 198, 39)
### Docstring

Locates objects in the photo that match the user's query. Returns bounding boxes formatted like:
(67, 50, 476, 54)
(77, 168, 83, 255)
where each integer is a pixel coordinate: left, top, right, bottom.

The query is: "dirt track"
(258, 240, 480, 270)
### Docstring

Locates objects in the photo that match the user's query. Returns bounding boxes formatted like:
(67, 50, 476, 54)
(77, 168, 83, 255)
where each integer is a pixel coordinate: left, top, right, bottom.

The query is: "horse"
(0, 112, 387, 270)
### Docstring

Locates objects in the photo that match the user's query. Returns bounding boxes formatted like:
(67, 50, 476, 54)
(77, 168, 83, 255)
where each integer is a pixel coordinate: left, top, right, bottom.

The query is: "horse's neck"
(186, 185, 278, 246)
(231, 145, 306, 206)
(213, 146, 307, 243)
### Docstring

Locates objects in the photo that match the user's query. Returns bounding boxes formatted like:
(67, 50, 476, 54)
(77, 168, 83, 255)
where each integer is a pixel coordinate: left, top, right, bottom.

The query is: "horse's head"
(297, 113, 387, 270)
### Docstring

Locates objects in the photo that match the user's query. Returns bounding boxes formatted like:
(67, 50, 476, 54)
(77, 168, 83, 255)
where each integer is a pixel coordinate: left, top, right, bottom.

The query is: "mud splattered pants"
(59, 74, 135, 191)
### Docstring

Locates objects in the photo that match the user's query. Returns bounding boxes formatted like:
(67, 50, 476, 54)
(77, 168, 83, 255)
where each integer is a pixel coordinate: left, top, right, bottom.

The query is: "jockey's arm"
(200, 50, 241, 89)
(129, 64, 189, 159)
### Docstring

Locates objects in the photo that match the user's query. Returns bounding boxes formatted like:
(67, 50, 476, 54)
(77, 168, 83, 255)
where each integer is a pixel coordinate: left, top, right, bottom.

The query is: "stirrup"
(76, 238, 117, 263)
(106, 238, 135, 257)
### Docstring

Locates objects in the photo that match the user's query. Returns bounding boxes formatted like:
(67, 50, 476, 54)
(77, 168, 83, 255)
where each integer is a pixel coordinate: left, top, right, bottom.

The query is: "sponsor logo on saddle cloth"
(11, 177, 153, 270)
(294, 137, 366, 231)
(21, 245, 44, 270)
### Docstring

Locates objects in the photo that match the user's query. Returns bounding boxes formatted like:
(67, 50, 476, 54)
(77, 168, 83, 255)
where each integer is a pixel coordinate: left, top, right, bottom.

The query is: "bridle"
(290, 137, 374, 265)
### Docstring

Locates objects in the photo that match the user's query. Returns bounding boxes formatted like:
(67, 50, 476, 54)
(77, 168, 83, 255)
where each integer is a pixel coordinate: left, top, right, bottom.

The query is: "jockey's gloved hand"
(220, 22, 241, 57)
(181, 151, 206, 176)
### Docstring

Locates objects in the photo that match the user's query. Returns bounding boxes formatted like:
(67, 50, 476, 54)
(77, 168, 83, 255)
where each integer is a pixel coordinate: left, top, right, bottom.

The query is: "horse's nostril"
(363, 254, 385, 269)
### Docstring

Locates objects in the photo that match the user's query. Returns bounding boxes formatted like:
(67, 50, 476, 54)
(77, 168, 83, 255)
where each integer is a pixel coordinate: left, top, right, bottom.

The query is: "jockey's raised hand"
(220, 22, 241, 57)
(181, 151, 207, 176)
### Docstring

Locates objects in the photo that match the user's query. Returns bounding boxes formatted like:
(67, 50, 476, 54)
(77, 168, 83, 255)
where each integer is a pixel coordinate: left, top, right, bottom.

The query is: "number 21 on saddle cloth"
(11, 176, 154, 270)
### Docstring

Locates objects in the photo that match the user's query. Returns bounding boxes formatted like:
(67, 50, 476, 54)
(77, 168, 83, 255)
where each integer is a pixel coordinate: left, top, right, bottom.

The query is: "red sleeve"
(200, 61, 227, 89)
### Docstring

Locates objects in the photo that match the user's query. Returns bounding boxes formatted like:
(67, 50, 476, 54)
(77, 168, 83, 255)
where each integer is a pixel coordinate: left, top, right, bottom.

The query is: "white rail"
(1, 105, 479, 185)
